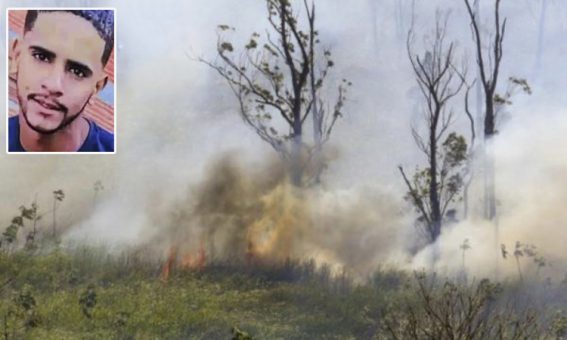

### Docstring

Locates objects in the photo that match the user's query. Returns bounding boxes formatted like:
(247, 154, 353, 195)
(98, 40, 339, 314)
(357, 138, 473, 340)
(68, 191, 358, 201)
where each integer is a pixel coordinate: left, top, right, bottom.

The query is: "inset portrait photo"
(6, 9, 115, 153)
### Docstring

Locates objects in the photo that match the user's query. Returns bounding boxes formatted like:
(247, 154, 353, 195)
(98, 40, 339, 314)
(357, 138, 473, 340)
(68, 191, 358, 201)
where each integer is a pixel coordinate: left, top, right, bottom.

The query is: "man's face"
(13, 11, 107, 134)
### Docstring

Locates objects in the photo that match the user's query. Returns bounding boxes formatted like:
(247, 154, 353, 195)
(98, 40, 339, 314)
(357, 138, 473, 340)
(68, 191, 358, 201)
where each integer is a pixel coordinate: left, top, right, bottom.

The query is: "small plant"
(52, 189, 65, 239)
(15, 285, 40, 329)
(231, 326, 253, 340)
(2, 202, 42, 253)
(1, 285, 40, 338)
(79, 285, 97, 319)
(383, 272, 541, 339)
(2, 216, 23, 251)
(502, 241, 547, 282)
(551, 311, 567, 339)
(21, 202, 41, 251)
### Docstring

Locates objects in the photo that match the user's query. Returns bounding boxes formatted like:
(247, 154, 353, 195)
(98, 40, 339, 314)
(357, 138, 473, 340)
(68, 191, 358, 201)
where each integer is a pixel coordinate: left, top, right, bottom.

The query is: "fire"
(161, 170, 310, 279)
(245, 184, 305, 262)
(160, 242, 207, 282)
(180, 242, 206, 270)
(160, 246, 178, 282)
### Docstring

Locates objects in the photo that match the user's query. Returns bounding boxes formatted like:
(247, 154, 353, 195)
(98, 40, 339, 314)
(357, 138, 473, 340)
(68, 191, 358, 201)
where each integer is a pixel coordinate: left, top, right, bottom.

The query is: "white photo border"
(5, 7, 117, 155)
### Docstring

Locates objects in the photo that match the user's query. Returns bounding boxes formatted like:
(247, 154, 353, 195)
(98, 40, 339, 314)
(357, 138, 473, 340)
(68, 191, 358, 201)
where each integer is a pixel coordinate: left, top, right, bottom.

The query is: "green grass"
(0, 247, 565, 339)
(0, 248, 398, 339)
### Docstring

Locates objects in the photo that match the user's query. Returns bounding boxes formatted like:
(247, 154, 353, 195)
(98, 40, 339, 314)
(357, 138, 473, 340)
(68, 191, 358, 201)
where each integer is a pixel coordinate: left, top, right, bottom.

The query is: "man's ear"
(9, 38, 21, 75)
(94, 75, 108, 94)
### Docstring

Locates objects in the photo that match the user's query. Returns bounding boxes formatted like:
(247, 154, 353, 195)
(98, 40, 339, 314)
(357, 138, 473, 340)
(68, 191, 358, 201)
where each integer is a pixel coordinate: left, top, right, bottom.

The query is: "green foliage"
(217, 24, 233, 31)
(401, 132, 468, 239)
(383, 273, 545, 339)
(1, 284, 41, 338)
(220, 41, 234, 52)
(2, 224, 19, 245)
(2, 202, 43, 251)
(53, 190, 65, 202)
(0, 247, 562, 339)
(203, 0, 350, 185)
(402, 14, 469, 242)
(232, 326, 254, 340)
(501, 241, 548, 282)
(16, 286, 36, 312)
(493, 77, 533, 125)
(441, 133, 467, 167)
(79, 285, 97, 319)
(551, 312, 567, 339)
(509, 77, 532, 94)
(245, 39, 257, 50)
(19, 204, 37, 221)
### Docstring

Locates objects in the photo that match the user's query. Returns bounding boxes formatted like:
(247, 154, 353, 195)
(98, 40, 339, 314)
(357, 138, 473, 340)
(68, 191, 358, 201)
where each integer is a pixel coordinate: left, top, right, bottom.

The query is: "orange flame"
(245, 184, 300, 262)
(160, 246, 178, 282)
(180, 253, 193, 268)
(161, 242, 207, 282)
(180, 242, 206, 271)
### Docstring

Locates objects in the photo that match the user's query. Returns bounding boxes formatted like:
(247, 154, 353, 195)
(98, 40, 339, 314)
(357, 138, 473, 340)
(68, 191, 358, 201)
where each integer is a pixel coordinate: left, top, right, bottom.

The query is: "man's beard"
(19, 94, 91, 135)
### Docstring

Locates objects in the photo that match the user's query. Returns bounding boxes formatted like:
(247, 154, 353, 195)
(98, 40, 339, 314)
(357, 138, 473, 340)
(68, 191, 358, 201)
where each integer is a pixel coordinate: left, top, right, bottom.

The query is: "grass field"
(1, 244, 566, 339)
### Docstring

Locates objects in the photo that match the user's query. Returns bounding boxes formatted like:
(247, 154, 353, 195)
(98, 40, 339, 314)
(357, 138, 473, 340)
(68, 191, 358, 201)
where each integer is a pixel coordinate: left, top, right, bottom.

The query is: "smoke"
(412, 107, 567, 280)
(0, 0, 566, 282)
(126, 153, 409, 277)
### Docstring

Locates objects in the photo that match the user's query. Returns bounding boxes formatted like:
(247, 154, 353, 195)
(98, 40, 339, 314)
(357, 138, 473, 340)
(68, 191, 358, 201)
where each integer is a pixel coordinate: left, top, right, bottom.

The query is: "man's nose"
(41, 64, 64, 96)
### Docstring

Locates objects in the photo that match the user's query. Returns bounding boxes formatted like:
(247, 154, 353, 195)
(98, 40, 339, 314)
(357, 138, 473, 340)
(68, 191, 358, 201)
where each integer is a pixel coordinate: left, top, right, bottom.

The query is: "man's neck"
(19, 115, 90, 152)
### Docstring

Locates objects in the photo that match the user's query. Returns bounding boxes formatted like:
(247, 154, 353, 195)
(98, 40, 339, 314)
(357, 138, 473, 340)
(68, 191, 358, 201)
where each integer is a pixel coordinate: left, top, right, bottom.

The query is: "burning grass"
(1, 157, 566, 338)
(147, 155, 406, 285)
(0, 245, 566, 339)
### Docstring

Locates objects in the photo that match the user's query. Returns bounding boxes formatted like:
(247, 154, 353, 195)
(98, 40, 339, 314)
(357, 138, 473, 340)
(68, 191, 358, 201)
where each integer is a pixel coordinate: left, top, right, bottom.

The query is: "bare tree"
(201, 0, 349, 186)
(399, 13, 467, 243)
(463, 0, 506, 221)
(460, 77, 477, 218)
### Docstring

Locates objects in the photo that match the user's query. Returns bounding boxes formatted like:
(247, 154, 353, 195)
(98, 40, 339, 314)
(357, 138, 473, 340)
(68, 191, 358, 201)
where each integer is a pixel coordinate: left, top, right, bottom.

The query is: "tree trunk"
(291, 106, 303, 186)
(311, 107, 323, 184)
(310, 11, 323, 185)
(484, 96, 496, 220)
(485, 145, 496, 221)
(484, 98, 495, 136)
(290, 137, 302, 186)
(429, 119, 442, 241)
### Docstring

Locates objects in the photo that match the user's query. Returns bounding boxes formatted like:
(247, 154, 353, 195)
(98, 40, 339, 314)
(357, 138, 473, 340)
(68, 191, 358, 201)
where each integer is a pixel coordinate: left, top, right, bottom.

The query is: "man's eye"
(32, 52, 50, 63)
(69, 67, 86, 79)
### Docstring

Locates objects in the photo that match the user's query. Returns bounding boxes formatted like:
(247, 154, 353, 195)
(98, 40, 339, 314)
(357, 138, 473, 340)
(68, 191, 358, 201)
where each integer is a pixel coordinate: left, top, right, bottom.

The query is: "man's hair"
(24, 10, 114, 66)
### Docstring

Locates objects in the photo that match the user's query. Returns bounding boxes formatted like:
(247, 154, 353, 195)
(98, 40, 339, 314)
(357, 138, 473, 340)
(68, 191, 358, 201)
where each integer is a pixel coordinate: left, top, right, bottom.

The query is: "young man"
(8, 10, 114, 152)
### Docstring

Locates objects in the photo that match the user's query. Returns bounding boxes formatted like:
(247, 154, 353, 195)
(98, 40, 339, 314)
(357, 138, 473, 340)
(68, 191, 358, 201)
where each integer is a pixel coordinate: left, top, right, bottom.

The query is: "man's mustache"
(28, 94, 68, 114)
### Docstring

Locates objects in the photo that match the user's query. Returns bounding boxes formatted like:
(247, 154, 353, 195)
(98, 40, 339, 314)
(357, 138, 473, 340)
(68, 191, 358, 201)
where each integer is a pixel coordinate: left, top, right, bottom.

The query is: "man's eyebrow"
(29, 45, 56, 59)
(66, 60, 93, 77)
(29, 45, 94, 77)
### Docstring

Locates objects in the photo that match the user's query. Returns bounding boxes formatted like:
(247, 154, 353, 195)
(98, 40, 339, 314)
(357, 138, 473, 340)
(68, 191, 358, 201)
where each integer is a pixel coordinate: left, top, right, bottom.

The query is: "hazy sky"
(1, 0, 564, 184)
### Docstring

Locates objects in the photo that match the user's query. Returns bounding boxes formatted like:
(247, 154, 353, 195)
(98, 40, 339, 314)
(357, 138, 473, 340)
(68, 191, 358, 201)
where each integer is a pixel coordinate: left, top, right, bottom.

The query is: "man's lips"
(30, 97, 65, 115)
(34, 98, 62, 110)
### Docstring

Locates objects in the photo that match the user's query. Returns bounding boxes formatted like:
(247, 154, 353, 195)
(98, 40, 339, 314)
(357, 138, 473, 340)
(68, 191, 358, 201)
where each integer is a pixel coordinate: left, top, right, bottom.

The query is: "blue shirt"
(8, 115, 114, 152)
